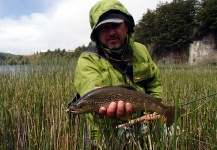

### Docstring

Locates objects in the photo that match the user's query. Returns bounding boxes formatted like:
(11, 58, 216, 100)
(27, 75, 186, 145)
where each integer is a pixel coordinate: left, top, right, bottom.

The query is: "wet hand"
(98, 101, 133, 118)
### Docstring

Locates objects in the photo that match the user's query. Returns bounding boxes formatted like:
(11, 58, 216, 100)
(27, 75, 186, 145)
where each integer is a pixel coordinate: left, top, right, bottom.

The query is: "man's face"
(97, 22, 129, 49)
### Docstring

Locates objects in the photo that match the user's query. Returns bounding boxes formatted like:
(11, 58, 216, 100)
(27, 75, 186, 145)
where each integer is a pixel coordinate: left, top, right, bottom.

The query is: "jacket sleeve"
(74, 52, 105, 96)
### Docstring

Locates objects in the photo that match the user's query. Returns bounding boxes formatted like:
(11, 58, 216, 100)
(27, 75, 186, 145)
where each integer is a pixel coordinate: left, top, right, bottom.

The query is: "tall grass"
(0, 63, 216, 149)
(160, 64, 217, 150)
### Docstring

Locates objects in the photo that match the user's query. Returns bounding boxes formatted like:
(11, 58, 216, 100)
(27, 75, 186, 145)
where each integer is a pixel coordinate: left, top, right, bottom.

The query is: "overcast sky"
(0, 0, 172, 55)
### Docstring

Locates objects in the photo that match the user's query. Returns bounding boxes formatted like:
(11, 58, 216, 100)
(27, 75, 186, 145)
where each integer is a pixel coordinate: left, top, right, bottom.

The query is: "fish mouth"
(65, 108, 78, 114)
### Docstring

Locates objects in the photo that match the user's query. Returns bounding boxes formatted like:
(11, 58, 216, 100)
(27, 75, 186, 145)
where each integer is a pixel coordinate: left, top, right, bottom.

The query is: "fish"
(66, 85, 185, 127)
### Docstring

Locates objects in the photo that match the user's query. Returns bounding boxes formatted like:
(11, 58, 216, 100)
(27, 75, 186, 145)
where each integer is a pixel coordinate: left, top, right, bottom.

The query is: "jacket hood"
(89, 0, 135, 42)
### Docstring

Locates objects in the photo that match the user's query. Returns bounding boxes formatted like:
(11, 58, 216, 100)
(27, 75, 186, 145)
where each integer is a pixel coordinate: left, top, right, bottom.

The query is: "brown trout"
(67, 85, 185, 127)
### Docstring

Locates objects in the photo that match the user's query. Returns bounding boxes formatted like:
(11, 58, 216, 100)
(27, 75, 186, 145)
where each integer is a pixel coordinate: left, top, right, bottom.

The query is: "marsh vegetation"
(0, 63, 216, 149)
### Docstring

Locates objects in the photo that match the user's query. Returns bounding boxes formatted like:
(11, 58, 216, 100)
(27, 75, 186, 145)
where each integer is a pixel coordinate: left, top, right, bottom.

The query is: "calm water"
(0, 65, 31, 74)
(0, 65, 47, 75)
(0, 65, 70, 74)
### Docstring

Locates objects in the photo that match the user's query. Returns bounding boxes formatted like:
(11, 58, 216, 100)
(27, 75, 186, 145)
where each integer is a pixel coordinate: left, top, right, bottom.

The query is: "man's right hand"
(94, 86, 133, 118)
(98, 100, 133, 118)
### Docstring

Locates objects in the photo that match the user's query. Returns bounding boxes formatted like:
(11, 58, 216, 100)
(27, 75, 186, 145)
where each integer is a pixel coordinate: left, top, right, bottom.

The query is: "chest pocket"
(133, 61, 156, 88)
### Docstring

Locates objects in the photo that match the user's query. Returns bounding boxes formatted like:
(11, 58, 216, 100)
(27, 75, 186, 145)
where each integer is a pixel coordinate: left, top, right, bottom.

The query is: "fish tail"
(164, 106, 185, 127)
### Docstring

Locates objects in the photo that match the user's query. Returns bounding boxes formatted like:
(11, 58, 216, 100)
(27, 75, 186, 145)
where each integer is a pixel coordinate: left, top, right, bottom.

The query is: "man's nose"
(107, 27, 116, 36)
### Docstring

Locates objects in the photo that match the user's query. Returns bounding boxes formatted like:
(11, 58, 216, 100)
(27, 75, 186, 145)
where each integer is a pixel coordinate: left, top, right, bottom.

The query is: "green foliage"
(33, 45, 89, 65)
(0, 52, 30, 65)
(195, 0, 217, 36)
(134, 0, 217, 58)
(0, 44, 89, 66)
(134, 9, 156, 45)
(73, 45, 87, 58)
(0, 64, 216, 149)
(158, 0, 195, 50)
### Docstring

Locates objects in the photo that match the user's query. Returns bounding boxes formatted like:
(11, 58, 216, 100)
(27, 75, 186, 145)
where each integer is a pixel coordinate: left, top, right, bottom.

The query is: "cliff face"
(189, 34, 217, 65)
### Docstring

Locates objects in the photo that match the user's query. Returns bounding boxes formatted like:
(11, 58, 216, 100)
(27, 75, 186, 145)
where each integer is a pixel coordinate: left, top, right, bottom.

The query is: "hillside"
(0, 52, 18, 60)
(0, 52, 24, 65)
(0, 46, 86, 65)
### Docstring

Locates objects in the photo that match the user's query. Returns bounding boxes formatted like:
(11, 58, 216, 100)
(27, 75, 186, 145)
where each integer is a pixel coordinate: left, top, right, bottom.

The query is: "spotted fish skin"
(67, 85, 184, 127)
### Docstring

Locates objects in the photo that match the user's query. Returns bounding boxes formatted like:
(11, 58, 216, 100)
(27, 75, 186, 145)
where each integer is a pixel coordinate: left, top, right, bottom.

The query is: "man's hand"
(94, 86, 133, 118)
(98, 100, 133, 118)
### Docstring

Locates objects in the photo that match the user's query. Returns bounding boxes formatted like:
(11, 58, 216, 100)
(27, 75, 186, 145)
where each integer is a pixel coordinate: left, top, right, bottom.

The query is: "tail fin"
(164, 106, 185, 127)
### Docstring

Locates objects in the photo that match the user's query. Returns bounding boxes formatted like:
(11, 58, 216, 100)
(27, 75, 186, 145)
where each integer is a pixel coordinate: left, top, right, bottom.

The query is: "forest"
(134, 0, 217, 59)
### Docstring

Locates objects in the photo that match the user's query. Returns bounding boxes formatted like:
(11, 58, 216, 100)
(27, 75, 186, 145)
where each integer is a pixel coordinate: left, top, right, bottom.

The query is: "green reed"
(160, 64, 217, 149)
(0, 63, 216, 150)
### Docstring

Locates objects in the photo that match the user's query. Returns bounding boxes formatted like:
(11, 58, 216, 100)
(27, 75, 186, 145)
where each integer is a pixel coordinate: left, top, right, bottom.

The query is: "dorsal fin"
(118, 84, 137, 91)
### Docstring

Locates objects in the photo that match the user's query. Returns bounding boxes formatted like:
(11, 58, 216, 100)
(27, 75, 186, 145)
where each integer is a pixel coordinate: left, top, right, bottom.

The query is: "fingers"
(125, 102, 133, 114)
(93, 86, 101, 90)
(98, 101, 133, 118)
(116, 101, 125, 118)
(106, 102, 117, 118)
(98, 107, 107, 115)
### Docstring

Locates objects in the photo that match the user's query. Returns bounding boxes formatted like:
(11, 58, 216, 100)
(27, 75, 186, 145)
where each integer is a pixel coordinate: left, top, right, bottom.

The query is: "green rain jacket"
(74, 0, 162, 99)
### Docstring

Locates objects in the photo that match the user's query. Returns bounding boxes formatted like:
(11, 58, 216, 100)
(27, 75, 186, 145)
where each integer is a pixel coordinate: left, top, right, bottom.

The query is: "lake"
(0, 65, 31, 74)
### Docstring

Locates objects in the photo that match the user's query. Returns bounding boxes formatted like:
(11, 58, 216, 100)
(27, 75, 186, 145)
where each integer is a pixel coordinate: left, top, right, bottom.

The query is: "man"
(74, 0, 162, 147)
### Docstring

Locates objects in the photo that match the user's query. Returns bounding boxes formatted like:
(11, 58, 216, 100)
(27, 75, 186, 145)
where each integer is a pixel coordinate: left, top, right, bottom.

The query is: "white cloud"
(0, 0, 172, 55)
(0, 13, 52, 54)
(0, 0, 95, 55)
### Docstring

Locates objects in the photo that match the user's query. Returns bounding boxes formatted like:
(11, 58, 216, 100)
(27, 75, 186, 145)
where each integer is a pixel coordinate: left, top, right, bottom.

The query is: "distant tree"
(18, 56, 23, 61)
(21, 57, 30, 65)
(0, 54, 6, 60)
(134, 9, 156, 45)
(8, 58, 17, 65)
(195, 0, 217, 36)
(44, 50, 51, 56)
(134, 0, 197, 57)
(73, 45, 87, 58)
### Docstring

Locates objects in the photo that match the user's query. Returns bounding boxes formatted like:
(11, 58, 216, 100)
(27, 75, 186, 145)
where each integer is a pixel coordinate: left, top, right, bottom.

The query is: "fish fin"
(118, 84, 137, 91)
(164, 106, 185, 127)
